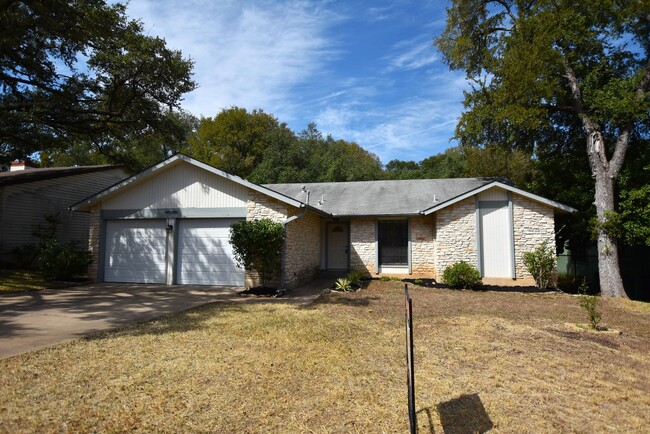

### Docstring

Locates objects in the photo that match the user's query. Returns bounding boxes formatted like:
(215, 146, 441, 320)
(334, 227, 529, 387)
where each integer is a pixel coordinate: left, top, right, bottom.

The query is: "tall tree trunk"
(588, 131, 628, 298)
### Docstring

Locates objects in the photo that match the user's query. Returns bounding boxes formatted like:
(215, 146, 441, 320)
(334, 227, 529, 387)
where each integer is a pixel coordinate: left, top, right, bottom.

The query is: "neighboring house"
(0, 162, 127, 266)
(72, 154, 576, 288)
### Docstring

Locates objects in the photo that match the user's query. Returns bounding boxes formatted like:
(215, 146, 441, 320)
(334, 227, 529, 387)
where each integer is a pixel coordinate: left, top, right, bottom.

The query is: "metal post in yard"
(405, 283, 416, 433)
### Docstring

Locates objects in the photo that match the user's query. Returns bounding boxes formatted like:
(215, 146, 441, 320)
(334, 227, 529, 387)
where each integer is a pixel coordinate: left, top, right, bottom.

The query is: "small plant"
(522, 241, 556, 289)
(379, 276, 400, 282)
(334, 278, 352, 292)
(347, 270, 363, 287)
(442, 261, 482, 289)
(577, 279, 603, 330)
(414, 278, 424, 285)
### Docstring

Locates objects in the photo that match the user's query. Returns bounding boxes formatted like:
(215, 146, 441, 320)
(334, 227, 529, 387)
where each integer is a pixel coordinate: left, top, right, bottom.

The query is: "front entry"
(327, 223, 349, 270)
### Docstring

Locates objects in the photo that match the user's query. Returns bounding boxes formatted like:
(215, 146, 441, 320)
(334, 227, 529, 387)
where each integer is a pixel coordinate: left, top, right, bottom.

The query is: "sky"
(124, 0, 468, 165)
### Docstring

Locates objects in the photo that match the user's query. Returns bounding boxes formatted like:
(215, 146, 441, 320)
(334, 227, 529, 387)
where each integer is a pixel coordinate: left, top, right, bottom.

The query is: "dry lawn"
(1, 281, 648, 433)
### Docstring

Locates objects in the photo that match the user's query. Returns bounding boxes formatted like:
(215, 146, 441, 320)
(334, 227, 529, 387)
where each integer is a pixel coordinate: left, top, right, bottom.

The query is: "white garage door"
(104, 220, 167, 283)
(176, 219, 244, 286)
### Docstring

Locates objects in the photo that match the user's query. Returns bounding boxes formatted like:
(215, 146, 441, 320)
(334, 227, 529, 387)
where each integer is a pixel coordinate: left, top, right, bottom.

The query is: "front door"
(327, 223, 349, 270)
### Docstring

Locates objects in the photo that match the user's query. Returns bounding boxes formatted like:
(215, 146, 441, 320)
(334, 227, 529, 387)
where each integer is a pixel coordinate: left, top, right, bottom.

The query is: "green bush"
(522, 241, 556, 289)
(12, 244, 39, 269)
(229, 219, 284, 288)
(442, 261, 482, 289)
(334, 277, 352, 292)
(39, 239, 92, 280)
(347, 270, 363, 286)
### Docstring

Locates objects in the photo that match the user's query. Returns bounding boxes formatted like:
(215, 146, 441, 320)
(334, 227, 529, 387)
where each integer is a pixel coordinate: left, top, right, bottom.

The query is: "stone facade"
(246, 191, 287, 222)
(350, 219, 376, 275)
(512, 194, 556, 279)
(434, 198, 477, 277)
(285, 209, 321, 289)
(411, 215, 436, 274)
(87, 204, 101, 280)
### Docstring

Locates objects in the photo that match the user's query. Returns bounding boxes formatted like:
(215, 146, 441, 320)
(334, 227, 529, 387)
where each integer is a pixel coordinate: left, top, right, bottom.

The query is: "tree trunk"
(593, 172, 627, 297)
(587, 131, 628, 298)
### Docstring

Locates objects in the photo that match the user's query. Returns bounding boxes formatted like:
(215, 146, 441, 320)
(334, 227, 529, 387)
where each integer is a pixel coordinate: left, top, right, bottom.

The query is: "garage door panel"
(104, 220, 167, 284)
(177, 219, 244, 286)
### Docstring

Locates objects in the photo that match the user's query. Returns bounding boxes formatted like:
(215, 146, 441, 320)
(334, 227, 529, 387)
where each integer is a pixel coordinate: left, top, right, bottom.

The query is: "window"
(378, 220, 408, 265)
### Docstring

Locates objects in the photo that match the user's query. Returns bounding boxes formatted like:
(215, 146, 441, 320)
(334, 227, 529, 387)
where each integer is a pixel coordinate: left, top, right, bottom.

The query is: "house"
(72, 154, 576, 288)
(0, 162, 127, 266)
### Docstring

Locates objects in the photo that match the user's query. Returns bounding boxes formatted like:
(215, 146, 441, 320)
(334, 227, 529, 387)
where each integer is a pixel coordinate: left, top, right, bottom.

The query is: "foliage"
(442, 261, 482, 289)
(0, 0, 196, 165)
(347, 271, 364, 287)
(578, 280, 603, 330)
(522, 242, 556, 289)
(414, 279, 424, 285)
(11, 245, 39, 269)
(556, 273, 583, 294)
(435, 0, 650, 297)
(333, 278, 353, 292)
(39, 239, 92, 280)
(379, 276, 401, 282)
(229, 219, 284, 288)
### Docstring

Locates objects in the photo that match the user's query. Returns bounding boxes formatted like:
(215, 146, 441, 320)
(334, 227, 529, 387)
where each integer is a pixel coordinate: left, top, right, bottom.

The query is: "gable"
(101, 160, 249, 210)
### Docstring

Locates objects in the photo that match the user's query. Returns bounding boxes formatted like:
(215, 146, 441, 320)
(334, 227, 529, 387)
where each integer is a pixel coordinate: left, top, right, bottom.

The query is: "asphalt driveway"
(0, 280, 331, 359)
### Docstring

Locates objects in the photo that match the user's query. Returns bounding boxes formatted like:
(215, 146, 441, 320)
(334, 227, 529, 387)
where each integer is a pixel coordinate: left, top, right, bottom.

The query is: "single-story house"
(0, 161, 127, 266)
(72, 154, 576, 288)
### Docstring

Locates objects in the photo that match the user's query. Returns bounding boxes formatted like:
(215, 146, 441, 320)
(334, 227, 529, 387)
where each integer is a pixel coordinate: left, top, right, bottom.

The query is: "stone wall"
(434, 197, 477, 276)
(513, 194, 556, 278)
(246, 191, 287, 221)
(350, 218, 376, 275)
(87, 204, 101, 280)
(411, 215, 436, 275)
(285, 209, 322, 289)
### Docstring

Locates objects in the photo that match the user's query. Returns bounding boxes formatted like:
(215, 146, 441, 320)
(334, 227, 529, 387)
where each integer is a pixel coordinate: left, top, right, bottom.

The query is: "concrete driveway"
(0, 280, 330, 360)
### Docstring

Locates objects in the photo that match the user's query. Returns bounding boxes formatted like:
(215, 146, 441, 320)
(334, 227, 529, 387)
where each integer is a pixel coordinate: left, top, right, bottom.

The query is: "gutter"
(279, 209, 307, 289)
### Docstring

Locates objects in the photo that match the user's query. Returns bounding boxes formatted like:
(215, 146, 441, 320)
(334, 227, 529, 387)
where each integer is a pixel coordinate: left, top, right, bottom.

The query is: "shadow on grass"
(82, 301, 247, 340)
(436, 393, 494, 434)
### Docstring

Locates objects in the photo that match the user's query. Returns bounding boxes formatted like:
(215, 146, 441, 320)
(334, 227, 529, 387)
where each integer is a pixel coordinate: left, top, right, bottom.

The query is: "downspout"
(280, 208, 307, 289)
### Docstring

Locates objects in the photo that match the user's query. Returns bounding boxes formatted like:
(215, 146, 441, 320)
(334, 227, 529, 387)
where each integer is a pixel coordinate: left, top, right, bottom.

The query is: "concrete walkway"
(0, 277, 335, 360)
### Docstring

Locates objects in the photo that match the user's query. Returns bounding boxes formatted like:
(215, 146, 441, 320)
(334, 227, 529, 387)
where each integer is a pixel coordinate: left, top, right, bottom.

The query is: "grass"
(0, 269, 50, 293)
(1, 281, 648, 432)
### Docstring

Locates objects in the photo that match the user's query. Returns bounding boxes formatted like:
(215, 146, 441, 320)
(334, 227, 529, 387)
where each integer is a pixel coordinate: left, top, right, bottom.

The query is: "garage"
(104, 219, 168, 283)
(176, 218, 244, 286)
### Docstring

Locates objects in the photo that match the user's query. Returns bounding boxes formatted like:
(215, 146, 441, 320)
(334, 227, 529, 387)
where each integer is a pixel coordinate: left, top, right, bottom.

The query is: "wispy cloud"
(386, 39, 438, 71)
(126, 0, 340, 118)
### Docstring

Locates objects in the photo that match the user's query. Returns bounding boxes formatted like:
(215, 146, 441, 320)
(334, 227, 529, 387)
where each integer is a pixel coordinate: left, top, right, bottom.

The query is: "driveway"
(0, 279, 331, 360)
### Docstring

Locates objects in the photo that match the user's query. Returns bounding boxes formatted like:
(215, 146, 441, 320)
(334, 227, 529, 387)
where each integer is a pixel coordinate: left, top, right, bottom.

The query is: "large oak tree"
(436, 0, 650, 297)
(0, 0, 196, 164)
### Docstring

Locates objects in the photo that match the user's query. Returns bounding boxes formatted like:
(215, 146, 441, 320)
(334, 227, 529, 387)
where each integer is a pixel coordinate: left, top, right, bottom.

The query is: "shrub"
(442, 261, 482, 289)
(12, 244, 39, 269)
(522, 241, 556, 289)
(578, 279, 602, 330)
(334, 277, 352, 292)
(347, 270, 363, 287)
(414, 279, 424, 285)
(229, 219, 284, 288)
(39, 239, 92, 280)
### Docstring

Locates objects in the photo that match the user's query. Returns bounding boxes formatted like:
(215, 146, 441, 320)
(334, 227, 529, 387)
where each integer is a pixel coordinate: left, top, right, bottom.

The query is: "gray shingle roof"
(265, 178, 504, 217)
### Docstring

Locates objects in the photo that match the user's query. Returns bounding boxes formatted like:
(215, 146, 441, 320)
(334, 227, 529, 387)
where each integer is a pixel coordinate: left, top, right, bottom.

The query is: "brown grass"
(1, 281, 648, 433)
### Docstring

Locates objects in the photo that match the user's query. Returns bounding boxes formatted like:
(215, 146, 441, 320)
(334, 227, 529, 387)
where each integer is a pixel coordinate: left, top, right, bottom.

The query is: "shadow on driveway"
(0, 281, 326, 360)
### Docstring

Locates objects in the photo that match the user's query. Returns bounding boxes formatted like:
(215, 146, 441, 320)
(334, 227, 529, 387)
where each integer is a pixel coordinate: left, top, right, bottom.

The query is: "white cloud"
(387, 41, 438, 71)
(125, 0, 340, 118)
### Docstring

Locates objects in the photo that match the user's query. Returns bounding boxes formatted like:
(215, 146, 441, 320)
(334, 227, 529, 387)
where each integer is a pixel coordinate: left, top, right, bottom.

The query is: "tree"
(188, 107, 295, 179)
(229, 219, 284, 288)
(436, 0, 650, 297)
(0, 0, 196, 164)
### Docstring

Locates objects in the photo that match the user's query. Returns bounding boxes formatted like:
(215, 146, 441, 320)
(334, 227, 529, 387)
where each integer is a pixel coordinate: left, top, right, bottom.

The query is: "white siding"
(478, 187, 508, 201)
(0, 169, 126, 264)
(102, 161, 248, 210)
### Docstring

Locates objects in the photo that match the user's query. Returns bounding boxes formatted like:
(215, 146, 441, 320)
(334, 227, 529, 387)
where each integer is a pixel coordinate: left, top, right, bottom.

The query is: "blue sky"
(125, 0, 468, 164)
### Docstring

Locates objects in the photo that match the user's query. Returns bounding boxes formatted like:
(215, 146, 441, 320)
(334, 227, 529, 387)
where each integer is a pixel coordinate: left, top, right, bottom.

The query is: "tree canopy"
(436, 0, 650, 297)
(0, 0, 196, 165)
